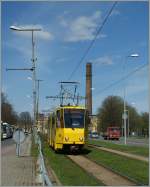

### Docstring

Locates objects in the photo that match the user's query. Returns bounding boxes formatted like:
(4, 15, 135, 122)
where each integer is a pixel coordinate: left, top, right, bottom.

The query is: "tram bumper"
(63, 128, 85, 144)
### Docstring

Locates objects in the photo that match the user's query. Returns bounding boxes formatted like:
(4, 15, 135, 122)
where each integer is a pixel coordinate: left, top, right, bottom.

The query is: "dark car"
(1, 123, 13, 139)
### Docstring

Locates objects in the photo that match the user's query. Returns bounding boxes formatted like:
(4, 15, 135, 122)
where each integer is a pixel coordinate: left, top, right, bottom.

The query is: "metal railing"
(37, 135, 52, 186)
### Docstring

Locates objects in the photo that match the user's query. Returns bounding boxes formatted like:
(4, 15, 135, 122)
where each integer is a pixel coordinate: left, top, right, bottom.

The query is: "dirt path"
(89, 144, 148, 162)
(68, 155, 136, 186)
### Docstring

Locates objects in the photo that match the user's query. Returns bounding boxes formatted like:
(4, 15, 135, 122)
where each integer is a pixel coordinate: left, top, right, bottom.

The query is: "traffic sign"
(122, 113, 128, 120)
(13, 129, 25, 143)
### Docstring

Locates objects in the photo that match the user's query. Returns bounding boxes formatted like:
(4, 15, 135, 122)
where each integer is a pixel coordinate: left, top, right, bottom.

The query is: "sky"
(2, 1, 149, 116)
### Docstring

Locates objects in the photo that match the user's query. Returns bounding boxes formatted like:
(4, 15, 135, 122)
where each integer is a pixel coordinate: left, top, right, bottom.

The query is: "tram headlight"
(65, 137, 69, 142)
(79, 137, 83, 142)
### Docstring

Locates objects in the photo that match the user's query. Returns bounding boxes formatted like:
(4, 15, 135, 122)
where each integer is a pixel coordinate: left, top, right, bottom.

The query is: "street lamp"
(26, 94, 31, 98)
(27, 76, 32, 80)
(10, 25, 41, 134)
(91, 87, 95, 90)
(125, 109, 129, 137)
(10, 25, 41, 32)
(36, 79, 43, 128)
(123, 53, 139, 145)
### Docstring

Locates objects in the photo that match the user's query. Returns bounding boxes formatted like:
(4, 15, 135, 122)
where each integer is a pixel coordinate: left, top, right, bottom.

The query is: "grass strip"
(31, 136, 39, 158)
(89, 139, 149, 157)
(86, 146, 149, 185)
(41, 136, 104, 186)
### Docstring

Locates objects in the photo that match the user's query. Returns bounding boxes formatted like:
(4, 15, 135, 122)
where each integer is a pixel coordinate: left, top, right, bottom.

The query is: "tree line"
(1, 92, 32, 132)
(97, 96, 149, 137)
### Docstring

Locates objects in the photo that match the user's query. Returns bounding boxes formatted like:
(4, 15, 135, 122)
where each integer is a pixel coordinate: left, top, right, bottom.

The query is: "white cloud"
(4, 41, 31, 58)
(63, 10, 70, 15)
(27, 77, 32, 80)
(92, 63, 148, 113)
(60, 19, 68, 27)
(11, 24, 54, 41)
(126, 79, 148, 96)
(92, 56, 113, 65)
(2, 85, 8, 93)
(60, 11, 106, 42)
(92, 77, 148, 113)
(139, 41, 148, 48)
(26, 94, 31, 98)
(111, 10, 120, 16)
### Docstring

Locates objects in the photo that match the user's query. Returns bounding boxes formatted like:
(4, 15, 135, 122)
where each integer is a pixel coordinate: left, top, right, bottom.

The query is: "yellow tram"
(47, 105, 88, 152)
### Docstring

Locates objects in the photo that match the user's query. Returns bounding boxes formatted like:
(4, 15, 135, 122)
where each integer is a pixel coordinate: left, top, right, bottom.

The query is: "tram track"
(88, 144, 149, 162)
(67, 154, 137, 186)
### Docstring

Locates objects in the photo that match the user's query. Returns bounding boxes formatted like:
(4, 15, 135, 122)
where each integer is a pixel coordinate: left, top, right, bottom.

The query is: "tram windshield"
(64, 109, 85, 128)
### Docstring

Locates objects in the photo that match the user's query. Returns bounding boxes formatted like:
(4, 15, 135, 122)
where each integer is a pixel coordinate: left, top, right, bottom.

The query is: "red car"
(103, 127, 120, 140)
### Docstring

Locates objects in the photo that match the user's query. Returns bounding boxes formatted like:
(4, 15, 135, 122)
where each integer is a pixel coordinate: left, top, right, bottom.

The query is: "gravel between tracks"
(68, 155, 136, 186)
(88, 144, 149, 162)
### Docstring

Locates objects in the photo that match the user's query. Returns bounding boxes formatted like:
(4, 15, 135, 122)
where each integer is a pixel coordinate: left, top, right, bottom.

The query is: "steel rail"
(88, 143, 149, 162)
(67, 154, 141, 186)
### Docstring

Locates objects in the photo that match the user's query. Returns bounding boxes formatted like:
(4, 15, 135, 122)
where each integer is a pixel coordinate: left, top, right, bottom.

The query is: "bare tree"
(97, 95, 142, 135)
(140, 112, 149, 137)
(97, 96, 123, 132)
(1, 92, 18, 125)
(19, 112, 32, 132)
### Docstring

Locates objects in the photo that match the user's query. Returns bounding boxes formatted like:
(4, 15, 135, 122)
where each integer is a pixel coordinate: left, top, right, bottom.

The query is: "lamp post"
(127, 110, 129, 137)
(36, 79, 43, 131)
(123, 53, 139, 145)
(124, 109, 129, 137)
(10, 25, 41, 134)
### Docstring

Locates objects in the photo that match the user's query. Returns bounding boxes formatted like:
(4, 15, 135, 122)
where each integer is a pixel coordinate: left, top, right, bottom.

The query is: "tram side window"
(60, 110, 64, 128)
(56, 111, 61, 128)
(47, 116, 51, 133)
(52, 114, 55, 128)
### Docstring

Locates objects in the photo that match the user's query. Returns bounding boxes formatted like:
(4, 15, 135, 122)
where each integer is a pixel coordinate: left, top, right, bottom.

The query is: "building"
(37, 113, 49, 134)
(88, 115, 98, 132)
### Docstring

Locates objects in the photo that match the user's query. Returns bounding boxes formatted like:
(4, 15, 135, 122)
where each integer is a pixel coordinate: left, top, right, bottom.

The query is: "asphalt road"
(89, 136, 149, 147)
(1, 138, 16, 157)
(1, 137, 15, 148)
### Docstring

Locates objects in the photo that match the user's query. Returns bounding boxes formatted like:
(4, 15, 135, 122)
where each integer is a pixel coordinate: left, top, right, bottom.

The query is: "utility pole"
(9, 26, 41, 135)
(123, 92, 127, 145)
(127, 110, 130, 137)
(36, 79, 43, 129)
(123, 53, 139, 145)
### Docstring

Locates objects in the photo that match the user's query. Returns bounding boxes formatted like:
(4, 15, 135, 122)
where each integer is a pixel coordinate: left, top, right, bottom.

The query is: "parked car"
(24, 131, 29, 135)
(1, 125, 7, 140)
(1, 123, 13, 140)
(90, 132, 99, 139)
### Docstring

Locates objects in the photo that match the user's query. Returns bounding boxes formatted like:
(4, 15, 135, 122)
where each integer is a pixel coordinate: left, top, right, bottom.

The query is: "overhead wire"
(93, 63, 148, 96)
(67, 1, 118, 81)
